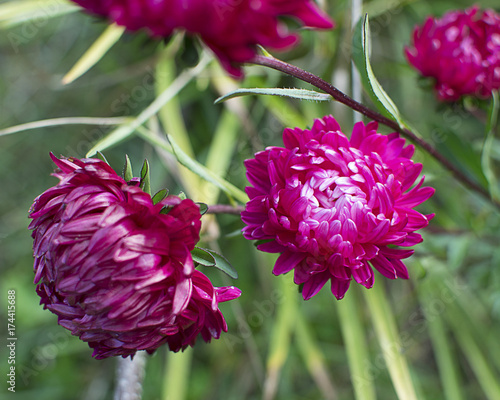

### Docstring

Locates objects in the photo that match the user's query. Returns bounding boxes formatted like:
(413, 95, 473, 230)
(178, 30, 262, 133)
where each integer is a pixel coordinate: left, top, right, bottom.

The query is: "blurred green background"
(1, 0, 500, 399)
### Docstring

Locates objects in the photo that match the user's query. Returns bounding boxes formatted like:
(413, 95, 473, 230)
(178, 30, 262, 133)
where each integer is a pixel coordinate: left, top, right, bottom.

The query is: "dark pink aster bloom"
(242, 116, 434, 300)
(29, 154, 240, 359)
(405, 6, 500, 101)
(69, 0, 334, 77)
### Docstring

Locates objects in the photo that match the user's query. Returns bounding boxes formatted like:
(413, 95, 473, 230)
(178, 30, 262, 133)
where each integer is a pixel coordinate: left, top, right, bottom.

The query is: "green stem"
(295, 309, 337, 400)
(262, 274, 296, 400)
(162, 348, 193, 400)
(337, 288, 376, 400)
(250, 55, 500, 210)
(417, 280, 465, 400)
(363, 283, 419, 400)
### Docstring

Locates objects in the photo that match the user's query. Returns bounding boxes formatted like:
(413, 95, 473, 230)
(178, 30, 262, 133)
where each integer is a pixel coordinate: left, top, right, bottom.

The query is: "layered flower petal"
(29, 154, 240, 358)
(242, 115, 434, 300)
(69, 0, 334, 77)
(405, 6, 500, 101)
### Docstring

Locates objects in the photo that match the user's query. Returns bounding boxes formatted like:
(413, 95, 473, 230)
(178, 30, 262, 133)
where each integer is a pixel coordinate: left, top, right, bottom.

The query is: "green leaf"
(364, 283, 419, 400)
(352, 14, 404, 126)
(215, 88, 332, 104)
(253, 239, 274, 248)
(95, 151, 109, 165)
(134, 126, 248, 204)
(140, 159, 151, 195)
(191, 247, 216, 267)
(199, 248, 238, 279)
(196, 202, 208, 216)
(86, 53, 212, 157)
(122, 155, 133, 182)
(152, 189, 169, 205)
(481, 91, 500, 201)
(0, 0, 79, 28)
(177, 191, 187, 200)
(165, 133, 248, 204)
(62, 24, 125, 84)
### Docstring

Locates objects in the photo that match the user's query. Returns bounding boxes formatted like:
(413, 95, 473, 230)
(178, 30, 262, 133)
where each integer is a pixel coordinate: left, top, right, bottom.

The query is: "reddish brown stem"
(250, 55, 500, 210)
(207, 204, 245, 215)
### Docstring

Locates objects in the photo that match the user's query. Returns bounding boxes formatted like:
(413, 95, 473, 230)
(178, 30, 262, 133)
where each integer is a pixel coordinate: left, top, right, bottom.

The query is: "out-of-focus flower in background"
(29, 154, 240, 359)
(242, 116, 434, 300)
(405, 6, 500, 101)
(69, 0, 334, 77)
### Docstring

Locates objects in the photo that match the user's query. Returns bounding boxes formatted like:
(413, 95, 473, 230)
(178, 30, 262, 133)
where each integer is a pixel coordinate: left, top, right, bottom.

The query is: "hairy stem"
(114, 352, 147, 400)
(250, 55, 500, 210)
(207, 204, 245, 215)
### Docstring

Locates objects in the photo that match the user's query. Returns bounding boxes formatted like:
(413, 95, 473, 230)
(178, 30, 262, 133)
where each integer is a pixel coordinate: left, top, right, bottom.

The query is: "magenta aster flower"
(69, 0, 334, 77)
(405, 6, 500, 101)
(29, 154, 240, 359)
(241, 116, 434, 300)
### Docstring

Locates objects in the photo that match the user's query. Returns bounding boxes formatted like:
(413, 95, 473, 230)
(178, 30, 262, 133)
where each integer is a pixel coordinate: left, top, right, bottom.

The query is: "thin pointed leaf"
(140, 159, 151, 195)
(202, 248, 238, 279)
(134, 126, 248, 204)
(123, 155, 133, 182)
(0, 117, 130, 137)
(191, 248, 216, 267)
(337, 288, 376, 400)
(95, 151, 109, 164)
(152, 189, 169, 205)
(364, 283, 419, 400)
(62, 24, 125, 85)
(166, 133, 248, 204)
(196, 203, 208, 216)
(352, 15, 404, 126)
(86, 53, 212, 157)
(215, 88, 331, 104)
(0, 1, 78, 28)
(481, 91, 500, 201)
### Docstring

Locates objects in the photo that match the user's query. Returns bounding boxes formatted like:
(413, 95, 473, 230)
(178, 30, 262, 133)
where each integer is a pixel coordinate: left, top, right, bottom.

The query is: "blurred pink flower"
(242, 116, 434, 300)
(69, 0, 334, 77)
(29, 154, 240, 359)
(405, 6, 500, 101)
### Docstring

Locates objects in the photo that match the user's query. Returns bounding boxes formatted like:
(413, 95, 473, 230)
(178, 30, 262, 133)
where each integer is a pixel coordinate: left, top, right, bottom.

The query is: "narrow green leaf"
(165, 133, 248, 204)
(295, 311, 337, 400)
(0, 116, 130, 137)
(202, 248, 238, 279)
(445, 300, 500, 400)
(86, 53, 211, 157)
(257, 45, 274, 58)
(140, 159, 151, 195)
(62, 24, 125, 84)
(417, 276, 465, 400)
(95, 151, 109, 165)
(352, 15, 404, 126)
(263, 273, 297, 400)
(152, 189, 169, 205)
(191, 248, 216, 267)
(253, 239, 274, 248)
(156, 42, 202, 199)
(122, 155, 133, 182)
(0, 0, 79, 28)
(337, 288, 377, 400)
(163, 347, 193, 400)
(364, 283, 419, 400)
(196, 202, 208, 216)
(481, 91, 500, 201)
(134, 126, 248, 204)
(215, 88, 331, 104)
(177, 191, 187, 200)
